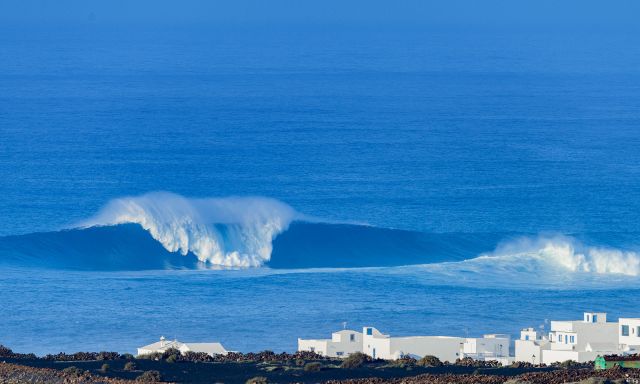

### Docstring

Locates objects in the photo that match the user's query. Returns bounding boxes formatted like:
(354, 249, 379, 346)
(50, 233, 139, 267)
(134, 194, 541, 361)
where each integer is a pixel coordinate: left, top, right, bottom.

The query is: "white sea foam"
(474, 235, 640, 276)
(80, 192, 299, 267)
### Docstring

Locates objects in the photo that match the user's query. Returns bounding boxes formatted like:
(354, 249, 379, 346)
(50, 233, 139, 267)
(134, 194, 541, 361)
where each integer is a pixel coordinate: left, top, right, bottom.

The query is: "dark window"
(366, 328, 373, 336)
(622, 325, 630, 336)
(350, 334, 355, 342)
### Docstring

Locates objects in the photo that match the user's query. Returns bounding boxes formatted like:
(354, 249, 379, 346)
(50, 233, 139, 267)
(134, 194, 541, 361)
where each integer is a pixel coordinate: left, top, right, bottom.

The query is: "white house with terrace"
(137, 336, 228, 357)
(515, 312, 621, 364)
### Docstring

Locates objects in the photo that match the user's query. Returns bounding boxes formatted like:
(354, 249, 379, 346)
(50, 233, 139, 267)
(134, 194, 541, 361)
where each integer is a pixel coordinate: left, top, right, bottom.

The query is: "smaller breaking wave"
(401, 234, 640, 289)
(79, 192, 298, 267)
(476, 235, 640, 276)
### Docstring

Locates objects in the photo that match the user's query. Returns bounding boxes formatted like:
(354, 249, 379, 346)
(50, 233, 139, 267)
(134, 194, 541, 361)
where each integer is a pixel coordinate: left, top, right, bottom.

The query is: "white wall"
(515, 339, 548, 364)
(327, 330, 362, 357)
(542, 350, 604, 364)
(391, 336, 465, 362)
(361, 327, 464, 361)
(362, 327, 392, 359)
(619, 318, 640, 348)
(297, 339, 329, 356)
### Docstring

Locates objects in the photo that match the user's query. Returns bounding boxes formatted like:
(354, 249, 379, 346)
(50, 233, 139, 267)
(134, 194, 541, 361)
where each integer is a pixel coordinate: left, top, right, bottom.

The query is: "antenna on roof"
(342, 322, 347, 330)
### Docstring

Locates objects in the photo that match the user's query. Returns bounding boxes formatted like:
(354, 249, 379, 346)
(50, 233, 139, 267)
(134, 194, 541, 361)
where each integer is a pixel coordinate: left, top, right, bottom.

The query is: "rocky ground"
(0, 362, 139, 384)
(3, 346, 640, 384)
(327, 367, 640, 384)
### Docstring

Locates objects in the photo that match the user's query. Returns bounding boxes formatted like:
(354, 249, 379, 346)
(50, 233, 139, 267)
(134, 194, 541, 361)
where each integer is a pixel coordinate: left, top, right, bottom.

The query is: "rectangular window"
(310, 347, 315, 352)
(366, 328, 373, 336)
(570, 336, 575, 343)
(525, 335, 529, 341)
(637, 326, 640, 337)
(350, 334, 355, 342)
(558, 335, 563, 342)
(622, 325, 630, 336)
(587, 315, 591, 322)
(336, 352, 344, 356)
(593, 315, 598, 323)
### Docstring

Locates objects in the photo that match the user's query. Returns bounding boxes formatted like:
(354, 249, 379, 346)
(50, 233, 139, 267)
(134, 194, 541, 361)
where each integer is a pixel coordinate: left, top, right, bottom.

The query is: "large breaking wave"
(0, 192, 639, 278)
(78, 192, 297, 267)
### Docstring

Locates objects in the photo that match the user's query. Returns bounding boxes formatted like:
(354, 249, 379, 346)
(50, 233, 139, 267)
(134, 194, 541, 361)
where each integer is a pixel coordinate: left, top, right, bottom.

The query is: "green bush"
(121, 353, 135, 360)
(124, 361, 137, 371)
(245, 376, 268, 384)
(559, 359, 579, 368)
(417, 355, 443, 367)
(386, 358, 416, 369)
(62, 366, 85, 378)
(100, 363, 110, 373)
(340, 352, 369, 369)
(166, 354, 178, 363)
(295, 359, 305, 367)
(137, 370, 162, 382)
(303, 362, 322, 372)
(137, 352, 162, 360)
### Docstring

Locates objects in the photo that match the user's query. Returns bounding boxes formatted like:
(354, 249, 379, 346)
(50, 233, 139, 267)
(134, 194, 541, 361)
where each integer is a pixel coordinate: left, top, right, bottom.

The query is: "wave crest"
(79, 192, 298, 267)
(478, 235, 640, 276)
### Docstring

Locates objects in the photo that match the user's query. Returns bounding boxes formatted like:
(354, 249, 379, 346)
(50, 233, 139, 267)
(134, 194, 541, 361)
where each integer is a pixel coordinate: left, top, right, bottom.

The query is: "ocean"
(1, 23, 640, 355)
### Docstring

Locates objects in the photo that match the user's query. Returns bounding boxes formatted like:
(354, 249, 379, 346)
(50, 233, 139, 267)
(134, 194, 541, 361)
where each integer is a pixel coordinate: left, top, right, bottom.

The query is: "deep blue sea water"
(1, 23, 640, 355)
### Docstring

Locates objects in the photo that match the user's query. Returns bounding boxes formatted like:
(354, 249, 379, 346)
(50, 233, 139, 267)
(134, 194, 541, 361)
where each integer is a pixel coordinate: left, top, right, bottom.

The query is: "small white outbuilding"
(137, 336, 228, 357)
(460, 334, 512, 365)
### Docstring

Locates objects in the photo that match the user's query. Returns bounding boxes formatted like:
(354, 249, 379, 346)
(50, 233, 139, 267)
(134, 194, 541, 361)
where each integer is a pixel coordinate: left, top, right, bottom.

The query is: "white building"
(619, 318, 640, 353)
(297, 329, 363, 357)
(515, 312, 620, 364)
(361, 326, 465, 361)
(137, 336, 228, 357)
(301, 326, 514, 363)
(460, 334, 512, 365)
(515, 328, 550, 365)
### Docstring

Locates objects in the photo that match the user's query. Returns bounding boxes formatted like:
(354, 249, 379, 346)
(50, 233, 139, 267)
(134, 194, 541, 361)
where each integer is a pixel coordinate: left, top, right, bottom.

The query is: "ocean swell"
(0, 193, 640, 278)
